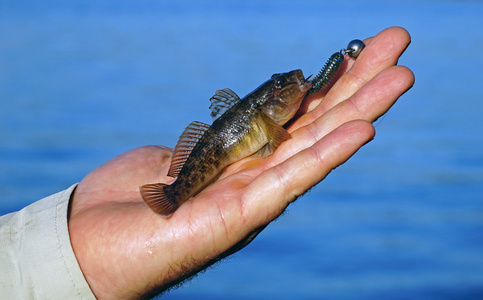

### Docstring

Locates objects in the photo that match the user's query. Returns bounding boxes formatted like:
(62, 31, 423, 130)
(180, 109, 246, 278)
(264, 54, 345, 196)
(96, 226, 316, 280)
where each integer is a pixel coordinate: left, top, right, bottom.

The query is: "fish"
(140, 69, 312, 217)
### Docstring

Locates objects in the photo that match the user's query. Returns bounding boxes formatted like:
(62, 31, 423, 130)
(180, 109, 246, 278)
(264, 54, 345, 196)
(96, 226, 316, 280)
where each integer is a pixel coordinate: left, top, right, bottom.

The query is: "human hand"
(68, 26, 414, 299)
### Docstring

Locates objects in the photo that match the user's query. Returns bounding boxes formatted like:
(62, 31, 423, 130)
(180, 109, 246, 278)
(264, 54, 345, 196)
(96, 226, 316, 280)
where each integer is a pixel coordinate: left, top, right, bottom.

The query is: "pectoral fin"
(140, 183, 179, 217)
(256, 112, 292, 157)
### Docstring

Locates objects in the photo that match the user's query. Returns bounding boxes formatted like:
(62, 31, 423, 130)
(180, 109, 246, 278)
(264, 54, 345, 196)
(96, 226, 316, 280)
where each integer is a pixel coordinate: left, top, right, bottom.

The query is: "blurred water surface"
(1, 0, 482, 299)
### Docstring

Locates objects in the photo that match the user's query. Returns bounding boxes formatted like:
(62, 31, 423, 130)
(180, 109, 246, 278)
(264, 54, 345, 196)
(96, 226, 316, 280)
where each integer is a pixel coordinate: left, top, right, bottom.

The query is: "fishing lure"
(307, 39, 365, 96)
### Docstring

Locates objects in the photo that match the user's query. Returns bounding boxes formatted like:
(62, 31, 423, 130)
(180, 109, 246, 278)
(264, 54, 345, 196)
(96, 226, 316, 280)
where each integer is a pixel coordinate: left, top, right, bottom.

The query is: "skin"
(68, 27, 415, 299)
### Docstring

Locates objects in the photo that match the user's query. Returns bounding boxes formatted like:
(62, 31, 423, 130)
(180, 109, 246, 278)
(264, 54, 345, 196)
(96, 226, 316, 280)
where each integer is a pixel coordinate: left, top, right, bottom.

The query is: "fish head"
(261, 69, 312, 125)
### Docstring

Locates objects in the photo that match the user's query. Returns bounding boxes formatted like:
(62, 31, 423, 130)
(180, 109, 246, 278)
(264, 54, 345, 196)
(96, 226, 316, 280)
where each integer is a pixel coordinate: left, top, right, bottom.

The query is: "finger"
(270, 65, 414, 166)
(291, 26, 412, 130)
(295, 36, 374, 117)
(242, 120, 375, 225)
(343, 65, 415, 123)
(318, 65, 415, 129)
(329, 26, 411, 103)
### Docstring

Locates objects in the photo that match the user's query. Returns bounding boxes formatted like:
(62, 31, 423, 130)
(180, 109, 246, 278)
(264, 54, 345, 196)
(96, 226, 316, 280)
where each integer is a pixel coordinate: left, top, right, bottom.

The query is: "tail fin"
(139, 183, 179, 217)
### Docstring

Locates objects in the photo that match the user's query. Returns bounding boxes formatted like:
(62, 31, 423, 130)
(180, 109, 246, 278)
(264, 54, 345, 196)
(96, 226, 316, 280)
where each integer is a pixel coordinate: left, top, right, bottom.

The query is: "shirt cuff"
(0, 184, 96, 299)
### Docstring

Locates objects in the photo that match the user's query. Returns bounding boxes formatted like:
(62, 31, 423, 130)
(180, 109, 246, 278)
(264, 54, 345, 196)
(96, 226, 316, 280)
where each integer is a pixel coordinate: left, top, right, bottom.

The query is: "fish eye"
(275, 77, 286, 88)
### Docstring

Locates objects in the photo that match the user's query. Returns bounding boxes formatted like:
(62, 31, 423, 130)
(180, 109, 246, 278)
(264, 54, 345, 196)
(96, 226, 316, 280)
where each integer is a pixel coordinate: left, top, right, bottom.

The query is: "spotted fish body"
(140, 70, 312, 217)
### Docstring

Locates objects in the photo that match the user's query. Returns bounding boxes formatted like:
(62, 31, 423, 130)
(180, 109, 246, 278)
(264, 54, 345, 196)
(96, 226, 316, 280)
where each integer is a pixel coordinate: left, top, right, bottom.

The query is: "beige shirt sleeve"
(0, 184, 96, 299)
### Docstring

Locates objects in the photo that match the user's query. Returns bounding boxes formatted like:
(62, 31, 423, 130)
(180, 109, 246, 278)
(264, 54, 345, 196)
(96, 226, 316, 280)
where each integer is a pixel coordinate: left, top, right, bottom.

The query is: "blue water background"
(1, 1, 482, 299)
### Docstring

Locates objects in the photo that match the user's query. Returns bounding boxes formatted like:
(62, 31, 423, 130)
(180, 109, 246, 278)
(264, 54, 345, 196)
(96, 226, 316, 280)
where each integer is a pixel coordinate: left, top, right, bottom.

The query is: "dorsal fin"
(209, 88, 241, 120)
(168, 121, 210, 178)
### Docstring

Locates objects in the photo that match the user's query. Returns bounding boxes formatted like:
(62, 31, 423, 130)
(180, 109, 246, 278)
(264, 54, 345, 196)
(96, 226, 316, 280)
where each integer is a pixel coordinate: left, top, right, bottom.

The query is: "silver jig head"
(342, 39, 365, 59)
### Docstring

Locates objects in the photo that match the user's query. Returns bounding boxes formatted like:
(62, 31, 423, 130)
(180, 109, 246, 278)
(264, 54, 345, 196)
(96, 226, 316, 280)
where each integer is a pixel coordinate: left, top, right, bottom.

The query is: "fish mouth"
(291, 69, 305, 83)
(293, 69, 313, 92)
(282, 70, 313, 93)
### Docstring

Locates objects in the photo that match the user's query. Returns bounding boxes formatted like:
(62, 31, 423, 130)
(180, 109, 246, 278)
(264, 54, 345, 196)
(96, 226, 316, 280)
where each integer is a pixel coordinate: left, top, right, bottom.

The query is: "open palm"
(68, 27, 414, 299)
